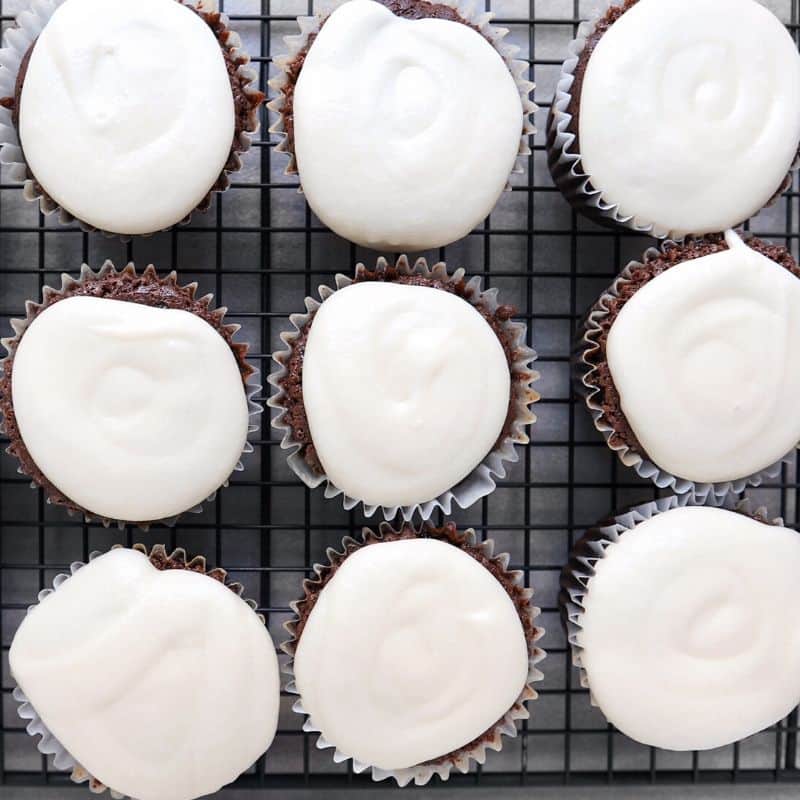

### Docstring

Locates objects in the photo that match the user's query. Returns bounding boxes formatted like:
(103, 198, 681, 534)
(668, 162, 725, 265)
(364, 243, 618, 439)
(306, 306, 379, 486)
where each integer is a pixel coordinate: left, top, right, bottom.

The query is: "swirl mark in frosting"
(579, 0, 800, 235)
(579, 507, 800, 751)
(11, 296, 249, 521)
(606, 230, 800, 484)
(301, 281, 511, 507)
(292, 0, 523, 250)
(19, 0, 235, 234)
(293, 538, 529, 769)
(9, 548, 280, 800)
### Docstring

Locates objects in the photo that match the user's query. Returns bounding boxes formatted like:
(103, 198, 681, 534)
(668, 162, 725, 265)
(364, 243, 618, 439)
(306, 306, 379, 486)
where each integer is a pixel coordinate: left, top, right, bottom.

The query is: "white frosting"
(293, 537, 529, 770)
(301, 281, 511, 507)
(19, 0, 235, 235)
(11, 295, 249, 521)
(578, 506, 800, 751)
(578, 0, 800, 236)
(606, 230, 800, 484)
(292, 0, 523, 251)
(10, 548, 280, 800)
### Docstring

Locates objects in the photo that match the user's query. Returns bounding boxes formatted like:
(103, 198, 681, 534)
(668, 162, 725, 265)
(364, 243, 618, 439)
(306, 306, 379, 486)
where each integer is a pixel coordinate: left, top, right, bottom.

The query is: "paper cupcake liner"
(0, 261, 262, 529)
(267, 0, 536, 181)
(559, 493, 782, 703)
(267, 255, 540, 522)
(0, 0, 263, 240)
(573, 241, 792, 498)
(12, 543, 263, 800)
(280, 521, 546, 787)
(545, 0, 800, 239)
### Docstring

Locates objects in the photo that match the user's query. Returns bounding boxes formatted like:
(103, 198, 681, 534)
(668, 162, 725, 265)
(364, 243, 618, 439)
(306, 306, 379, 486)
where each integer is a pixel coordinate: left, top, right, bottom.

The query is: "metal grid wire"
(1, 0, 799, 792)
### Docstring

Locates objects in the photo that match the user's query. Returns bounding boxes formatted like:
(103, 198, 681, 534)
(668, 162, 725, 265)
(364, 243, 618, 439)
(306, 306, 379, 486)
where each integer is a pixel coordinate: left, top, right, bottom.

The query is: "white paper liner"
(267, 0, 536, 182)
(545, 0, 800, 239)
(0, 261, 262, 529)
(12, 543, 262, 799)
(559, 493, 782, 707)
(280, 521, 546, 786)
(0, 0, 262, 240)
(574, 238, 793, 499)
(267, 255, 540, 521)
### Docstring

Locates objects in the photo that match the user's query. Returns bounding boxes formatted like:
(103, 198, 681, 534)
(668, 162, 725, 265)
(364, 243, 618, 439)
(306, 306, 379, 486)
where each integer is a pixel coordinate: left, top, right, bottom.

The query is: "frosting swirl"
(19, 0, 235, 234)
(606, 230, 800, 484)
(11, 296, 250, 521)
(293, 538, 529, 769)
(292, 0, 523, 251)
(578, 506, 800, 751)
(579, 0, 800, 236)
(10, 548, 280, 800)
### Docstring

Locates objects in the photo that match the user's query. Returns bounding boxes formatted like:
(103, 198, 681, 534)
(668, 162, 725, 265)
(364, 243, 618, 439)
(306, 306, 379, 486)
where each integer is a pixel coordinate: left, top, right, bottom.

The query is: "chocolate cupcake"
(282, 521, 545, 785)
(268, 0, 535, 251)
(268, 255, 539, 520)
(0, 262, 260, 527)
(11, 544, 281, 800)
(576, 229, 800, 496)
(560, 495, 800, 751)
(0, 0, 263, 237)
(547, 0, 800, 238)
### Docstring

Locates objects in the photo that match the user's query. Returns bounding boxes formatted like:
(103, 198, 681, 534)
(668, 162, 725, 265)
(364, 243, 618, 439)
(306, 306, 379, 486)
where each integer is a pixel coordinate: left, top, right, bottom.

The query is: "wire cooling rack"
(1, 0, 799, 793)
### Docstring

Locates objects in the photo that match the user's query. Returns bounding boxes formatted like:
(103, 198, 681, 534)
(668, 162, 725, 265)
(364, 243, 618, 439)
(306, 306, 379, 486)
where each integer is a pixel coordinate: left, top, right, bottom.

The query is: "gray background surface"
(1, 0, 799, 797)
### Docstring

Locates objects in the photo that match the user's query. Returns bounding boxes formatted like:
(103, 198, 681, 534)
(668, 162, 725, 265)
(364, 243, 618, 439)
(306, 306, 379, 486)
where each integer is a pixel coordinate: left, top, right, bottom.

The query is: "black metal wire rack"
(1, 0, 799, 793)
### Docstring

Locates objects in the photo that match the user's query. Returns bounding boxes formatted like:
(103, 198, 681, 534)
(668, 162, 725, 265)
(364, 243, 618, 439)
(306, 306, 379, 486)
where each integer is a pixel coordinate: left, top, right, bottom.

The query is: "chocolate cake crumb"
(585, 235, 800, 458)
(280, 267, 531, 475)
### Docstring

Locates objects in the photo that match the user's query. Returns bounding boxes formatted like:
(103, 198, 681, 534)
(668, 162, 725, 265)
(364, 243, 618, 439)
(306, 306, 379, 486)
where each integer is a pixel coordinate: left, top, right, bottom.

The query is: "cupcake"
(268, 0, 535, 251)
(268, 256, 539, 520)
(0, 262, 259, 526)
(560, 497, 800, 751)
(282, 522, 545, 785)
(547, 0, 800, 238)
(0, 0, 263, 236)
(11, 544, 281, 800)
(576, 229, 800, 495)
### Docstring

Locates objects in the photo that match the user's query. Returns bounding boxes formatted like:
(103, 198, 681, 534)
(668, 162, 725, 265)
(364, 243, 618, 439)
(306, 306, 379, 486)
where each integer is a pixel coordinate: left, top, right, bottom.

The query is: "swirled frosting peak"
(11, 295, 250, 521)
(578, 506, 800, 751)
(606, 230, 800, 484)
(293, 537, 529, 769)
(10, 548, 280, 800)
(578, 0, 800, 236)
(19, 0, 235, 235)
(292, 0, 523, 251)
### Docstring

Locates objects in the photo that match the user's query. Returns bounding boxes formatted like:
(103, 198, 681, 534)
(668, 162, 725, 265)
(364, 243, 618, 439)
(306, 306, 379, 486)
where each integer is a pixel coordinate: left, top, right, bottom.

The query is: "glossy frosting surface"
(293, 0, 523, 251)
(10, 548, 280, 800)
(578, 506, 800, 751)
(293, 537, 529, 769)
(11, 296, 249, 520)
(606, 230, 800, 483)
(579, 0, 800, 236)
(301, 281, 511, 507)
(19, 0, 235, 234)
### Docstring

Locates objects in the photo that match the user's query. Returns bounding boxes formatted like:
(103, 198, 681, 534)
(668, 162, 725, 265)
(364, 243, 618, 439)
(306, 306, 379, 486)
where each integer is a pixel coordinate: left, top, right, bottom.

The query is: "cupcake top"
(603, 229, 800, 484)
(575, 505, 800, 751)
(10, 547, 280, 800)
(292, 532, 532, 770)
(4, 272, 250, 522)
(18, 0, 235, 234)
(299, 279, 511, 507)
(290, 0, 523, 251)
(577, 0, 800, 236)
